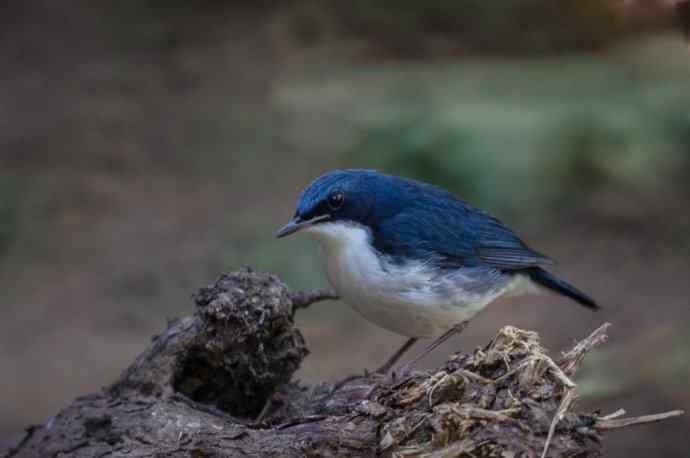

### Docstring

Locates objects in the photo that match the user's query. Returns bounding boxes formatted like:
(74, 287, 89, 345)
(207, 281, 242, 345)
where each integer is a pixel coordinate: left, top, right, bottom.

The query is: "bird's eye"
(327, 191, 345, 211)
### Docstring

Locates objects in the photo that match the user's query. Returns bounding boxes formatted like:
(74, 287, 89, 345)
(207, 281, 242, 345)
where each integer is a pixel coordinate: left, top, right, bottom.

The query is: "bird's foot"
(328, 369, 386, 397)
(327, 337, 423, 399)
(392, 363, 414, 382)
(363, 367, 422, 400)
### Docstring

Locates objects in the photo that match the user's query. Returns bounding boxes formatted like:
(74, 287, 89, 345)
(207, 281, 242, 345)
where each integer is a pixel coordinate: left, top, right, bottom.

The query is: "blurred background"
(1, 1, 689, 456)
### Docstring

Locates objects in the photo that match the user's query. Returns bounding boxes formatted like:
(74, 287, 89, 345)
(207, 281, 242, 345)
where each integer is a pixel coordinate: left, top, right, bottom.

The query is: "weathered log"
(4, 268, 682, 457)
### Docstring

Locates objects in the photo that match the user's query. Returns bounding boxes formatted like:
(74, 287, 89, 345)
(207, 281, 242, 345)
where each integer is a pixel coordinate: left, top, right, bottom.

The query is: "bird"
(276, 169, 598, 375)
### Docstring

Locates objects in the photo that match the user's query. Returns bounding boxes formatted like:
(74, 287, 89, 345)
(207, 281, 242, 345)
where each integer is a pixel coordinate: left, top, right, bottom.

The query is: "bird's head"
(276, 169, 395, 239)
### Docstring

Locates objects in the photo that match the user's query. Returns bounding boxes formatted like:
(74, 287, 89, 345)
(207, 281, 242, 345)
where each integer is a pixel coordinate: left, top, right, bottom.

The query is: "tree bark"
(3, 268, 682, 458)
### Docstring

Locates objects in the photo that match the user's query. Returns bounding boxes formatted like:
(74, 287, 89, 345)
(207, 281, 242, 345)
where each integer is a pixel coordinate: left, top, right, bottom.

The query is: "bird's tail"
(526, 267, 599, 310)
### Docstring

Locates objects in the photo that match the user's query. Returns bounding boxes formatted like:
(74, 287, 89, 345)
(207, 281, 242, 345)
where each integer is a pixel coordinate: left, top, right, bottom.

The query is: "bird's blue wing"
(373, 199, 552, 271)
(475, 217, 553, 269)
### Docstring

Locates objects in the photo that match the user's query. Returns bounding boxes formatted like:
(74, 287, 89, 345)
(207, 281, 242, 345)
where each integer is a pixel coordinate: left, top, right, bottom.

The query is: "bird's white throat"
(305, 221, 372, 255)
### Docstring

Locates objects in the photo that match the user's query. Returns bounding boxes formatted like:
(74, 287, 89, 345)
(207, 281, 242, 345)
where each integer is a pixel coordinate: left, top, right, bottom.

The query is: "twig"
(544, 357, 576, 389)
(451, 368, 492, 384)
(289, 288, 338, 316)
(595, 410, 685, 430)
(541, 389, 576, 458)
(5, 425, 41, 458)
(560, 323, 610, 375)
(428, 371, 452, 408)
(492, 363, 523, 384)
(600, 409, 626, 420)
(493, 355, 575, 388)
(455, 406, 522, 424)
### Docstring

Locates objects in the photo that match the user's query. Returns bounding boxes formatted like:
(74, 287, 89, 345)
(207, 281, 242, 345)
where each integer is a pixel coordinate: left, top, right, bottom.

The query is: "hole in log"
(173, 346, 273, 418)
(168, 268, 309, 419)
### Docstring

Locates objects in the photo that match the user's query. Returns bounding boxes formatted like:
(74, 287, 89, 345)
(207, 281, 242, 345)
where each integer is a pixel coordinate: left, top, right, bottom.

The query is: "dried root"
(369, 323, 683, 457)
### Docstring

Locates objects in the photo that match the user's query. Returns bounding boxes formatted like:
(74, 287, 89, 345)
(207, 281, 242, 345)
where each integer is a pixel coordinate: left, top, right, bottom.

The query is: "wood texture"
(4, 268, 682, 458)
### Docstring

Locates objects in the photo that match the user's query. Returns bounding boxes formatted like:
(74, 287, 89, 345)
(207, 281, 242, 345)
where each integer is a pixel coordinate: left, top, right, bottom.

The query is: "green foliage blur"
(338, 58, 690, 218)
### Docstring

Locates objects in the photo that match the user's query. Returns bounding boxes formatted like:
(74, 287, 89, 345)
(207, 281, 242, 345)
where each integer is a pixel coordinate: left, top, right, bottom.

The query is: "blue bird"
(276, 169, 598, 375)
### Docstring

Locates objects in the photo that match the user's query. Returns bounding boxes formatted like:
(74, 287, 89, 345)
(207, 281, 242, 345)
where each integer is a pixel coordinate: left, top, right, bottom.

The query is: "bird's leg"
(374, 337, 418, 375)
(396, 320, 470, 377)
(327, 337, 418, 397)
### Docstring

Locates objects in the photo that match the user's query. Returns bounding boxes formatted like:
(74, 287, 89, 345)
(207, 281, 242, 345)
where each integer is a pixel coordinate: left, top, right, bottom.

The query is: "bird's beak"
(276, 214, 330, 238)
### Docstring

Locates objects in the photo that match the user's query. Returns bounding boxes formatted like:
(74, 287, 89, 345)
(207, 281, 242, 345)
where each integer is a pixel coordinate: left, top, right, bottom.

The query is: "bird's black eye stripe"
(328, 190, 345, 210)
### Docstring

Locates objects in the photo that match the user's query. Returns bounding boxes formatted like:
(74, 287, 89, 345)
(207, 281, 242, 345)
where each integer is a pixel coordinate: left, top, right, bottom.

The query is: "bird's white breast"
(305, 221, 525, 338)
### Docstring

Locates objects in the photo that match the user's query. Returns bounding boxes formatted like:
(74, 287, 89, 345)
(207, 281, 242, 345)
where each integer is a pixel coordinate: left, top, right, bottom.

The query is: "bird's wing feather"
(373, 196, 552, 271)
(475, 217, 553, 269)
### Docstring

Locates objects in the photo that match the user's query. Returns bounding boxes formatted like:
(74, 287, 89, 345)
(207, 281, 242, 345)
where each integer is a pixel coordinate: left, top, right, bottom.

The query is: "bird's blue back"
(300, 170, 551, 271)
